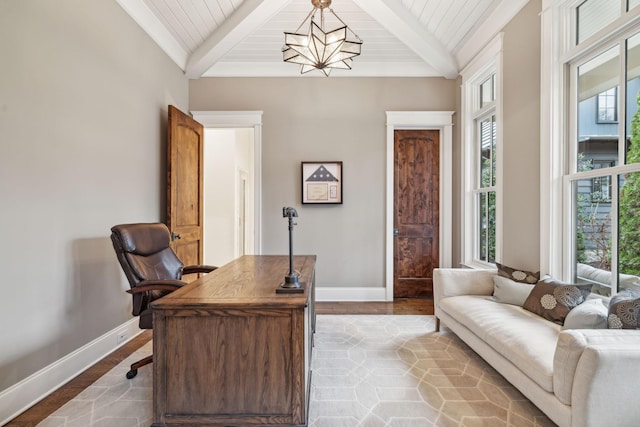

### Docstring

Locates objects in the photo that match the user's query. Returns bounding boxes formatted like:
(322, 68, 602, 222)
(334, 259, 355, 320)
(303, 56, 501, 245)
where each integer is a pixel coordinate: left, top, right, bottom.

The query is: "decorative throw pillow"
(495, 262, 540, 284)
(562, 298, 608, 330)
(522, 278, 592, 325)
(608, 290, 640, 329)
(492, 275, 534, 306)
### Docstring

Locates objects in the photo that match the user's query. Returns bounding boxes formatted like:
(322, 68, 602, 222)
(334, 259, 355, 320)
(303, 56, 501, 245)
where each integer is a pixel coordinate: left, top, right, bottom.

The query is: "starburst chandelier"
(282, 0, 363, 77)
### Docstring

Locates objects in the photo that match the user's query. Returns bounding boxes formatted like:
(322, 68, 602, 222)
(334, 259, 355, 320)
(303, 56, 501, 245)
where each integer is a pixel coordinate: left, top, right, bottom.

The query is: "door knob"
(171, 232, 182, 241)
(393, 228, 399, 236)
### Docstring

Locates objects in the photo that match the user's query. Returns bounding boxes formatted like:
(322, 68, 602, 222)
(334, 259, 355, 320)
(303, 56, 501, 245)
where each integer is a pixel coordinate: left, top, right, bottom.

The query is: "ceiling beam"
(352, 0, 459, 79)
(115, 0, 189, 69)
(185, 0, 292, 79)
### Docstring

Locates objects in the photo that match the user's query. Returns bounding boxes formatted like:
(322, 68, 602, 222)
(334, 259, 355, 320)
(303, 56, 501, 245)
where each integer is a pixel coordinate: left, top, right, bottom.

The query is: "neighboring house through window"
(597, 87, 618, 123)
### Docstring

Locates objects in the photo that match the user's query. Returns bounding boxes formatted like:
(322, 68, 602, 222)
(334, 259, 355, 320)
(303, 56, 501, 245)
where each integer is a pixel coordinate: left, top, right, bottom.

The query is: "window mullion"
(619, 41, 627, 167)
(569, 61, 579, 175)
(611, 173, 620, 294)
(484, 193, 489, 261)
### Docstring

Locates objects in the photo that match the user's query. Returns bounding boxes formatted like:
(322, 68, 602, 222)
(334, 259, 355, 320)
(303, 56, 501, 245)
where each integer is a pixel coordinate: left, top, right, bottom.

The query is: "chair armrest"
(126, 280, 185, 294)
(182, 265, 217, 275)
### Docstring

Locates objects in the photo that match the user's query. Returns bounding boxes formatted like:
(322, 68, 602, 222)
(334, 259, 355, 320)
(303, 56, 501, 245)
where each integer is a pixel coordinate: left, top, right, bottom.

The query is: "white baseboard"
(316, 286, 389, 301)
(0, 318, 142, 426)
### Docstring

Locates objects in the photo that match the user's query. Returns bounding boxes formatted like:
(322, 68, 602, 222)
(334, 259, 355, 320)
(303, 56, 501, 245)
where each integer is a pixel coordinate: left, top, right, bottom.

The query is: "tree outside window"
(619, 93, 640, 278)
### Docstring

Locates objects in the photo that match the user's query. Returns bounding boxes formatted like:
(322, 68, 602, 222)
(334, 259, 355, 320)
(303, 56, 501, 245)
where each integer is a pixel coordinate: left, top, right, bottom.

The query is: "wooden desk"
(151, 255, 316, 427)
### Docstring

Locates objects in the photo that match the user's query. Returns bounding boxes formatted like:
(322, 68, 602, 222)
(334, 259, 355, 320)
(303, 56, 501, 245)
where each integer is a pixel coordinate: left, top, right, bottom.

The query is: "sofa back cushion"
(562, 299, 608, 330)
(493, 276, 535, 306)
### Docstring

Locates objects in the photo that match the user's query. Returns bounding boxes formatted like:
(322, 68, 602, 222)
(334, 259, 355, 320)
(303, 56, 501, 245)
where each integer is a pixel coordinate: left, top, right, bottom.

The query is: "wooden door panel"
(167, 105, 204, 279)
(396, 236, 436, 295)
(174, 132, 200, 226)
(173, 241, 199, 274)
(394, 129, 439, 298)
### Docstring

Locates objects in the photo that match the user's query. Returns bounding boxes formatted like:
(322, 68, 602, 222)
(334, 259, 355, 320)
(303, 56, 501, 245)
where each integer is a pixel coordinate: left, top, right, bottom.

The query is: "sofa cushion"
(492, 275, 534, 306)
(608, 290, 640, 329)
(496, 262, 539, 284)
(438, 295, 559, 392)
(523, 278, 592, 325)
(562, 298, 608, 330)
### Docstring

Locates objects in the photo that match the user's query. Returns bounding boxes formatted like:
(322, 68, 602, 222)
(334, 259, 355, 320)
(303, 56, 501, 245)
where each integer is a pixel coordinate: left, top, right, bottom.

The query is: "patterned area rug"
(37, 315, 555, 427)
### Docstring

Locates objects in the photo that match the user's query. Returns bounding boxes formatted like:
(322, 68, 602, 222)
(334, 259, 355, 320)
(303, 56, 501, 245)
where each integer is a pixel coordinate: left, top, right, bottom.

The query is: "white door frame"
(191, 110, 263, 255)
(385, 111, 454, 301)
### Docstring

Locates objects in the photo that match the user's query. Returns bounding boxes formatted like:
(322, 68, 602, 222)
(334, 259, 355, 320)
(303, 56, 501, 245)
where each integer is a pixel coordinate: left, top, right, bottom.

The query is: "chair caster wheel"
(126, 369, 138, 379)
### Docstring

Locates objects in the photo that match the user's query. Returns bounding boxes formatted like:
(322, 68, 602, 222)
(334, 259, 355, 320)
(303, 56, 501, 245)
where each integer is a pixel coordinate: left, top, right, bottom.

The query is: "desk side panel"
(164, 308, 294, 416)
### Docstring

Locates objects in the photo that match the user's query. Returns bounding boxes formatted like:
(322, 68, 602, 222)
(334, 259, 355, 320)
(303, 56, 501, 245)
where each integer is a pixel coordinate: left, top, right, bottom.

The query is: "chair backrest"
(110, 223, 184, 316)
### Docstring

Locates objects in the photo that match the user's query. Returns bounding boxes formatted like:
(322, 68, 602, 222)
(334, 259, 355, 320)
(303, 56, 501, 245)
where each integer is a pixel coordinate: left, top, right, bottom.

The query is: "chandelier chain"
(328, 8, 363, 42)
(293, 8, 317, 34)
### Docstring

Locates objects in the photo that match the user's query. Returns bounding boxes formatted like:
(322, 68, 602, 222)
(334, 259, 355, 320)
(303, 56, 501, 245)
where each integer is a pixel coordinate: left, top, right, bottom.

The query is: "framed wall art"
(301, 161, 343, 204)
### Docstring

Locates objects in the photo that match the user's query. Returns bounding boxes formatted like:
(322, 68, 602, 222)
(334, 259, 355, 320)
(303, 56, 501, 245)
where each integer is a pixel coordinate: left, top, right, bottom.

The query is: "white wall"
(0, 0, 188, 420)
(204, 129, 237, 267)
(235, 128, 255, 256)
(203, 128, 255, 267)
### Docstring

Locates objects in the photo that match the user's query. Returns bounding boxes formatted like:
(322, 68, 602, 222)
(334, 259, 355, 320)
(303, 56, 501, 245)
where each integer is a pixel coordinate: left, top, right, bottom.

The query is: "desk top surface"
(151, 255, 316, 309)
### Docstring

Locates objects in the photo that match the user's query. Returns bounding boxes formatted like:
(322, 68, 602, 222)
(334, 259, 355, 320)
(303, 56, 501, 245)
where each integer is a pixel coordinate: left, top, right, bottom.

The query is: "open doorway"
(203, 128, 255, 267)
(192, 110, 263, 267)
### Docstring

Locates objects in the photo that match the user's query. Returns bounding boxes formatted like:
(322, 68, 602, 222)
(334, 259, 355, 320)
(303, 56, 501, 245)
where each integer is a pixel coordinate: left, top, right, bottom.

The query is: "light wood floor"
(6, 298, 433, 427)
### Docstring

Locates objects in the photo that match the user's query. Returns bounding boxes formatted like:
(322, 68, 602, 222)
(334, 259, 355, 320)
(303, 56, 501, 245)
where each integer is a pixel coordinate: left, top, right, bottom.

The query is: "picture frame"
(301, 161, 343, 204)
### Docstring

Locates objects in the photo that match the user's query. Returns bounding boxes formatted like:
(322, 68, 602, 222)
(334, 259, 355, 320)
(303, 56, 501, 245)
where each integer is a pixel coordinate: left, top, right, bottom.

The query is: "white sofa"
(433, 267, 640, 427)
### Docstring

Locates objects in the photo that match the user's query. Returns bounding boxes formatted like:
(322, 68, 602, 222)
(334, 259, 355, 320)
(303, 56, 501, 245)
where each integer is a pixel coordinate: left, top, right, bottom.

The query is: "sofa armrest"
(572, 340, 640, 427)
(433, 268, 496, 306)
(433, 268, 496, 331)
(553, 329, 640, 426)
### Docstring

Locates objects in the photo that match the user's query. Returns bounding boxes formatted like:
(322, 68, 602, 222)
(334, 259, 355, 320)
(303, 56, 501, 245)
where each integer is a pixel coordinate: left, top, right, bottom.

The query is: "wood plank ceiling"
(116, 0, 530, 78)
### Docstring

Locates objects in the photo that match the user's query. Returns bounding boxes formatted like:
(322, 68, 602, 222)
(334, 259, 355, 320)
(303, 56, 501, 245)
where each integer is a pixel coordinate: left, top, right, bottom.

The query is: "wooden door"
(393, 129, 439, 298)
(167, 105, 204, 279)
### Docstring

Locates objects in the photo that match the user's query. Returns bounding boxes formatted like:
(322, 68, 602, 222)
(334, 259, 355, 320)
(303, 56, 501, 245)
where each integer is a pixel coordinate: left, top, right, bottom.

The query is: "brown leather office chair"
(110, 223, 217, 379)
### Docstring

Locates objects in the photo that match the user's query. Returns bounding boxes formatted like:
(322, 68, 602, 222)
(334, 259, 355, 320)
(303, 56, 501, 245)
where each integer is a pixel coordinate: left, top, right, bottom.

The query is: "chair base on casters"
(126, 354, 153, 379)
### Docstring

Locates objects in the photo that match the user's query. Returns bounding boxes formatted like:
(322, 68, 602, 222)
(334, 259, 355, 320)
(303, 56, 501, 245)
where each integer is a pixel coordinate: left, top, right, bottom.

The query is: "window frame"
(542, 0, 640, 292)
(461, 34, 503, 269)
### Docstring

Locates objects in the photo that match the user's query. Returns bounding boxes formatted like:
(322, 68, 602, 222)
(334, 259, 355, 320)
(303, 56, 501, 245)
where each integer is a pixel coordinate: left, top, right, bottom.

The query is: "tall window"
(557, 1, 640, 296)
(477, 110, 497, 263)
(462, 36, 502, 268)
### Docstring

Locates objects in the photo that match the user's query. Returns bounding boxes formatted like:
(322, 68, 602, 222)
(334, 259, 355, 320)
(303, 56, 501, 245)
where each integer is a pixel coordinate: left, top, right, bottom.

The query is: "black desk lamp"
(277, 206, 304, 293)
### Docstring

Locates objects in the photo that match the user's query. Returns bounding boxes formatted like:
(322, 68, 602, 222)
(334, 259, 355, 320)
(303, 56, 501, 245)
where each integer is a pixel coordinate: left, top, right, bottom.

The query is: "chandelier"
(282, 0, 363, 77)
